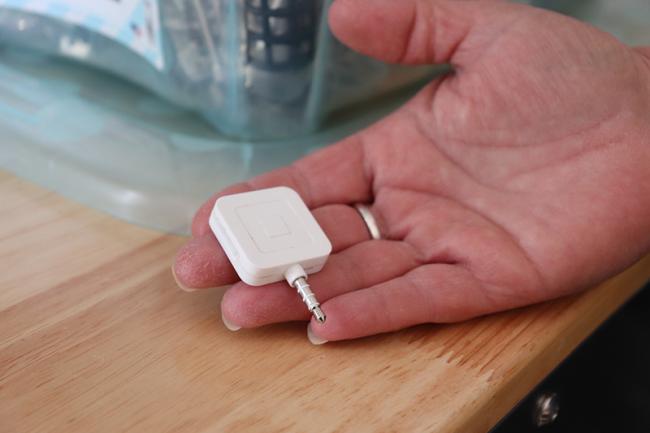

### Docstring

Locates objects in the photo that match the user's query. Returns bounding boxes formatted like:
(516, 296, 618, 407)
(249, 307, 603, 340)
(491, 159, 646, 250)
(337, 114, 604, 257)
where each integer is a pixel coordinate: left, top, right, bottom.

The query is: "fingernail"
(171, 266, 198, 292)
(221, 311, 241, 332)
(307, 323, 328, 345)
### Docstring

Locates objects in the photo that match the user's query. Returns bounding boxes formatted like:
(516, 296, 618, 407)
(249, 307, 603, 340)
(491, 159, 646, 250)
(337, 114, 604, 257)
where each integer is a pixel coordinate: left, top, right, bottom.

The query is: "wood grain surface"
(1, 170, 649, 433)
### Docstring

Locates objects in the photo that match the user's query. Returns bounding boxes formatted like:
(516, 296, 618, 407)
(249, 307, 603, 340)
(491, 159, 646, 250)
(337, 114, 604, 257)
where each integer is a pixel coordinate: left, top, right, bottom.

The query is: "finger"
(173, 234, 238, 290)
(221, 240, 421, 328)
(312, 204, 374, 248)
(173, 204, 378, 290)
(191, 136, 371, 237)
(329, 0, 523, 66)
(309, 264, 500, 342)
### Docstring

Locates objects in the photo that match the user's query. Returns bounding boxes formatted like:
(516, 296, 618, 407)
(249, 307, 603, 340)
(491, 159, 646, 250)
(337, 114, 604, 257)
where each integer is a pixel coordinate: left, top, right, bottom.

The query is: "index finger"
(191, 135, 372, 237)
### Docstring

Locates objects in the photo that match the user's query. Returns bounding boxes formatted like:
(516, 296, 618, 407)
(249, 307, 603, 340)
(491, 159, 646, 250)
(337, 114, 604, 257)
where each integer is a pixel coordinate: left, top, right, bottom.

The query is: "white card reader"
(209, 186, 332, 323)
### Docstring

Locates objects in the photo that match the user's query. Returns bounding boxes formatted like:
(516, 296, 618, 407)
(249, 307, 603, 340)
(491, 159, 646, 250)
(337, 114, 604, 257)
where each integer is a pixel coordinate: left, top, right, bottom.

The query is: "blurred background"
(0, 0, 648, 234)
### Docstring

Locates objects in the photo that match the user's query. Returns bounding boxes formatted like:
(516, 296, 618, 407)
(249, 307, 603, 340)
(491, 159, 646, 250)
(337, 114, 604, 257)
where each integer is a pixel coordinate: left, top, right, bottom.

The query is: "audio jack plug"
(209, 187, 333, 327)
(285, 264, 326, 323)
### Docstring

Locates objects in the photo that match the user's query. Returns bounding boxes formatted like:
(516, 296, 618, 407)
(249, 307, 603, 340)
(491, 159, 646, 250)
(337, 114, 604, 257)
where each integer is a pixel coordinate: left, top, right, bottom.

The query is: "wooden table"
(1, 170, 649, 433)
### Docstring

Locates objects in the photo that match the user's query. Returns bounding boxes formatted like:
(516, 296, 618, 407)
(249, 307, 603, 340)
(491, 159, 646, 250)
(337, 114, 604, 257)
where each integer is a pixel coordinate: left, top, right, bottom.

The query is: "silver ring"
(354, 204, 381, 240)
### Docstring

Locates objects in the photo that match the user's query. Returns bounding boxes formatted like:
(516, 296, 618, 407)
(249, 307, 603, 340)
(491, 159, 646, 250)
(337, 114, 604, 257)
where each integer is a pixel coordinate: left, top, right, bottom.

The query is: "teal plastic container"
(0, 0, 432, 139)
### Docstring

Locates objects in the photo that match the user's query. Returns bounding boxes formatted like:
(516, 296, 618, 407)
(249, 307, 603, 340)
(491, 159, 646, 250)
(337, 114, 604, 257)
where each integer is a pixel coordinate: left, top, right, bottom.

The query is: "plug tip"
(311, 306, 326, 324)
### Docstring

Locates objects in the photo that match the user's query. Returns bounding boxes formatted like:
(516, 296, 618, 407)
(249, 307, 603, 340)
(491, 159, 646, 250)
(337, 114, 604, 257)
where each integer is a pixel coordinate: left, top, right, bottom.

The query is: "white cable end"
(284, 263, 307, 287)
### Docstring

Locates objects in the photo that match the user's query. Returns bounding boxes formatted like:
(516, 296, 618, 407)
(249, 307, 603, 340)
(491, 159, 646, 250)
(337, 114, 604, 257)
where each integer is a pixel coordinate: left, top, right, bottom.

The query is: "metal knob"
(534, 392, 560, 427)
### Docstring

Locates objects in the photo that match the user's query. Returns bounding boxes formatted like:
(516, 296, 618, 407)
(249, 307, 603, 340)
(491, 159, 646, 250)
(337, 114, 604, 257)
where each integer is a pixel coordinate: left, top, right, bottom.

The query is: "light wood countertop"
(1, 170, 648, 433)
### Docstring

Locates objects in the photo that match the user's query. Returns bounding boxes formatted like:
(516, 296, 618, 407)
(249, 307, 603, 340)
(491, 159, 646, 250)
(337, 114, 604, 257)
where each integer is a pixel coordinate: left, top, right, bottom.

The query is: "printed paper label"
(0, 0, 164, 69)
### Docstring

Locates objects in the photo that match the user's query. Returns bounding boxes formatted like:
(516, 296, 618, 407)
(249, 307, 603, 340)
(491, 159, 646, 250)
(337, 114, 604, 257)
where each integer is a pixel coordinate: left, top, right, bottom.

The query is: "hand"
(173, 0, 650, 343)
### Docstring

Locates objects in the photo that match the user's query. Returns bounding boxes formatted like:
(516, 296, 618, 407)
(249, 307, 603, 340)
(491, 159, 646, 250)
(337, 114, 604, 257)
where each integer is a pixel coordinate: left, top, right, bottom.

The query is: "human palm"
(174, 0, 650, 342)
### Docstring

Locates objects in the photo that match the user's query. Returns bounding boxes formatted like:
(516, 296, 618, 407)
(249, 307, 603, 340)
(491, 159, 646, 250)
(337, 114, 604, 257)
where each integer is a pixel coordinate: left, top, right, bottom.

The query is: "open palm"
(174, 0, 650, 343)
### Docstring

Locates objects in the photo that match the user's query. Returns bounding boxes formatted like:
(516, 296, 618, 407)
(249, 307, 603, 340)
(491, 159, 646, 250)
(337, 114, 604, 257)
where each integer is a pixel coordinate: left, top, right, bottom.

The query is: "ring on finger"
(354, 203, 382, 240)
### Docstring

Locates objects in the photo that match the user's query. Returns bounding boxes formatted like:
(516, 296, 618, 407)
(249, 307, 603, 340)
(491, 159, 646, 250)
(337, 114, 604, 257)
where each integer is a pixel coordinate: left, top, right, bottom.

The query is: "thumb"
(329, 0, 523, 66)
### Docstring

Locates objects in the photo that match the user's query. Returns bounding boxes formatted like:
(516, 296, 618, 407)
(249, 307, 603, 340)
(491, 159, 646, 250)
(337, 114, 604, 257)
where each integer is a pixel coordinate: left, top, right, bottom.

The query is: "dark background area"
(493, 282, 650, 432)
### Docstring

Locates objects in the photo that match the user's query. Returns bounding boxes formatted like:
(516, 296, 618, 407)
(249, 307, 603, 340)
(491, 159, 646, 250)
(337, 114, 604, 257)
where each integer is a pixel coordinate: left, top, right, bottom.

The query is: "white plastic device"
(209, 186, 332, 322)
